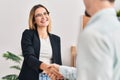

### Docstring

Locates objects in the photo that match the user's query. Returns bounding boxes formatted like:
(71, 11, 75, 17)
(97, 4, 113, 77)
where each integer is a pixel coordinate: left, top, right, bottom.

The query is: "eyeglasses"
(35, 12, 49, 18)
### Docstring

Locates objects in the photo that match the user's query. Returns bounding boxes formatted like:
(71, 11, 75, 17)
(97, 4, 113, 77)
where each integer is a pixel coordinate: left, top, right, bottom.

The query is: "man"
(76, 0, 120, 80)
(48, 0, 120, 80)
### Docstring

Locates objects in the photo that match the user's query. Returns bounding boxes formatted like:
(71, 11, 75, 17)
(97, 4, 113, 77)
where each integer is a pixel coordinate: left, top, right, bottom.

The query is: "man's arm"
(59, 66, 76, 80)
(53, 64, 76, 80)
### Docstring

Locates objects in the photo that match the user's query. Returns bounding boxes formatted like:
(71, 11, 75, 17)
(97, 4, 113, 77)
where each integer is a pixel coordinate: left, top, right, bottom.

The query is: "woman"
(18, 4, 62, 80)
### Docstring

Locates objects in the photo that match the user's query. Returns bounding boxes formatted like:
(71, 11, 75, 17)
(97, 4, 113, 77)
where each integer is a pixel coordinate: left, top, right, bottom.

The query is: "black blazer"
(18, 29, 62, 80)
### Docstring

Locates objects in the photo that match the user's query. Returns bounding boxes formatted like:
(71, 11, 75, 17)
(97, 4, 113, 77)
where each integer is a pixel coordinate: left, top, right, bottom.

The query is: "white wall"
(0, 0, 120, 79)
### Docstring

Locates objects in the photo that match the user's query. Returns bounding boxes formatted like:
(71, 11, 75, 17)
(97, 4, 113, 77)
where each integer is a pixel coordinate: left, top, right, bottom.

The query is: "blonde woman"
(18, 4, 62, 80)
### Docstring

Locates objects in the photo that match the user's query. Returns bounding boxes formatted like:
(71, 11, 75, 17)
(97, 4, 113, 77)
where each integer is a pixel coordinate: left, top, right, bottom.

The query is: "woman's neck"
(37, 27, 48, 39)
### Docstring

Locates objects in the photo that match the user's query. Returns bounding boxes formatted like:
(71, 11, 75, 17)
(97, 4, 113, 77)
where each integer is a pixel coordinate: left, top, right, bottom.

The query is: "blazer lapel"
(48, 33, 55, 63)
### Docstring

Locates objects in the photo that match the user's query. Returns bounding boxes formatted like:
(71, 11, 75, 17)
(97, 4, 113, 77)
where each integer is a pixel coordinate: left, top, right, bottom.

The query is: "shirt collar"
(86, 8, 116, 27)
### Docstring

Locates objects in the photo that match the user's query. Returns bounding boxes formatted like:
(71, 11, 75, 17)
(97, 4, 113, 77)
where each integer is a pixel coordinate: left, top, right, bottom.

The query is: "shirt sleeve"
(76, 30, 113, 80)
(59, 66, 76, 80)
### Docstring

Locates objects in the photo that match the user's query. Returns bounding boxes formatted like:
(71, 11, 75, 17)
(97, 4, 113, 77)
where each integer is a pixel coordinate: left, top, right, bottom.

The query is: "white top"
(39, 37, 52, 64)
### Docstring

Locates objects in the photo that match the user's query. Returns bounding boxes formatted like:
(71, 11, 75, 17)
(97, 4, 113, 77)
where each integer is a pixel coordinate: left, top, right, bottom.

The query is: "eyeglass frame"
(34, 12, 50, 18)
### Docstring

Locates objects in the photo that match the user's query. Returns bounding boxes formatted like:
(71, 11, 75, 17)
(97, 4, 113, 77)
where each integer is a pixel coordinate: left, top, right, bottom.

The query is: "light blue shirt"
(59, 66, 76, 80)
(76, 8, 120, 80)
(59, 8, 120, 80)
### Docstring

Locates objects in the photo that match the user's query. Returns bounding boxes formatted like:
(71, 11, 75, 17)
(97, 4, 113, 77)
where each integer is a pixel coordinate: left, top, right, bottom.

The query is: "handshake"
(40, 63, 64, 80)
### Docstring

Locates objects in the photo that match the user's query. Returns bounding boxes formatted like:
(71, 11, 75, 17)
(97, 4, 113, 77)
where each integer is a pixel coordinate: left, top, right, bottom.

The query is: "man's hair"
(109, 0, 115, 2)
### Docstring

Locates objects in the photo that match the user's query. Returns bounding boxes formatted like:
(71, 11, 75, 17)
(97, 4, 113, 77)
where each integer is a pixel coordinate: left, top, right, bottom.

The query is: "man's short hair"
(109, 0, 115, 2)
